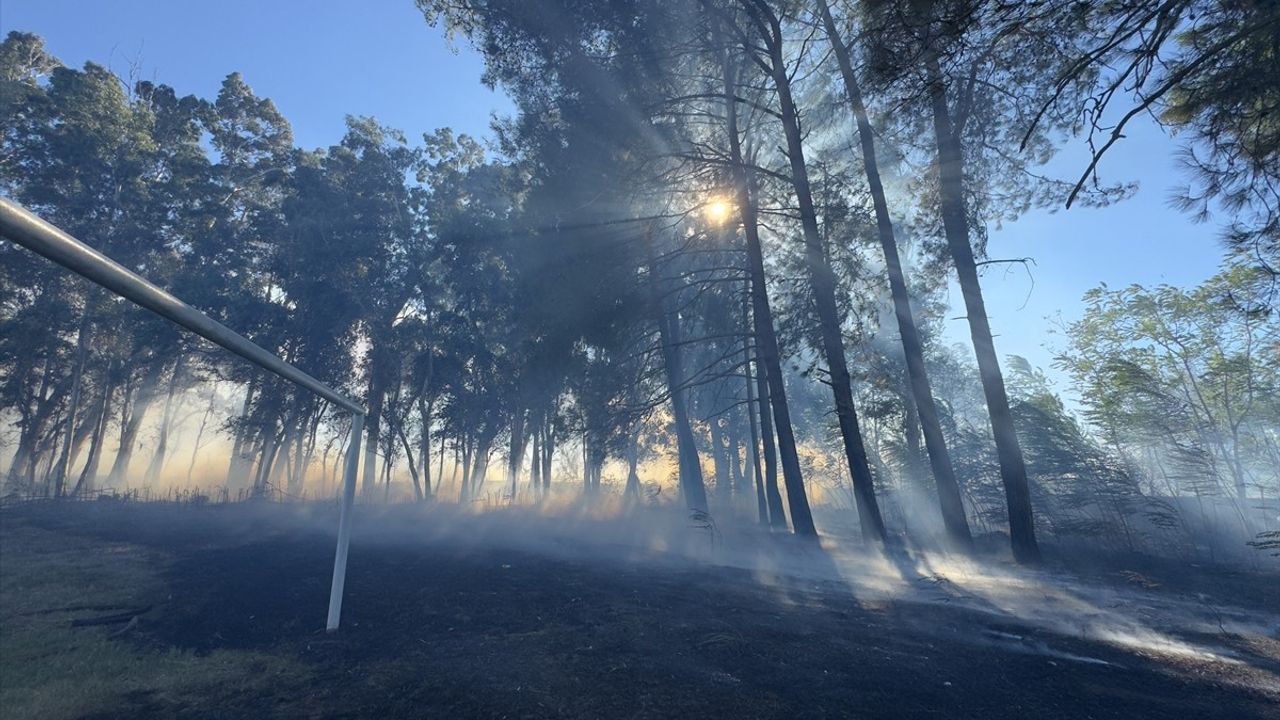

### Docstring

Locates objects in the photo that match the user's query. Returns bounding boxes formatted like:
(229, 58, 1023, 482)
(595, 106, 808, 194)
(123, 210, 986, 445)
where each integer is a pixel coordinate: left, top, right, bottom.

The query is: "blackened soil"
(8, 502, 1279, 719)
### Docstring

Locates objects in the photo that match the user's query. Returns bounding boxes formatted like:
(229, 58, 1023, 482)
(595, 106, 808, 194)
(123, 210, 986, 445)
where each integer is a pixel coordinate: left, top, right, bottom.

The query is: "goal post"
(0, 196, 365, 632)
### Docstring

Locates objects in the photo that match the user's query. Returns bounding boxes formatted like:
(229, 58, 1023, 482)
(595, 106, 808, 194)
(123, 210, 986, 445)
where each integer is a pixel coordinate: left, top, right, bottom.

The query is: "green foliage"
(1, 0, 1271, 561)
(1058, 268, 1280, 503)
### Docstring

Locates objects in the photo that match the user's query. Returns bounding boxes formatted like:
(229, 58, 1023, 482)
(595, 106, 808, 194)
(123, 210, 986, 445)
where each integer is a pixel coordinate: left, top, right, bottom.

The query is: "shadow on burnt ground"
(6, 502, 1279, 719)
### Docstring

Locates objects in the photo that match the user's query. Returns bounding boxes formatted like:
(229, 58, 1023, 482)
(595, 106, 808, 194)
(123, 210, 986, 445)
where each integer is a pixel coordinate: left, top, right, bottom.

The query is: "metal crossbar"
(0, 196, 365, 632)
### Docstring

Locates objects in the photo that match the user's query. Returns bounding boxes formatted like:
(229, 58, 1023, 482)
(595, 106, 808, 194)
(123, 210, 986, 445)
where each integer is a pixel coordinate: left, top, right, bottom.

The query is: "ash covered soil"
(2, 500, 1278, 719)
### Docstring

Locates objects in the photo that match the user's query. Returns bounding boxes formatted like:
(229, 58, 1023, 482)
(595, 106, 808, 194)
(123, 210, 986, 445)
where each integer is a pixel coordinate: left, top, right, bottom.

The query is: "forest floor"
(1, 499, 1277, 719)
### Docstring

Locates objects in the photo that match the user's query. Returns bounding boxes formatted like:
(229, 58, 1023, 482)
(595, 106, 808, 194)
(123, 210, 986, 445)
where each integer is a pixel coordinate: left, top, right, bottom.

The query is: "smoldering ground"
(3, 498, 1276, 719)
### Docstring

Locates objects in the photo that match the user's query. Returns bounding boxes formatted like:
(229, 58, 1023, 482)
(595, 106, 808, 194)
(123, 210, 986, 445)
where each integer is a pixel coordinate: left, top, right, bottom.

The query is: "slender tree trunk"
(925, 52, 1039, 563)
(759, 9, 884, 541)
(52, 316, 93, 497)
(727, 412, 745, 498)
(397, 422, 423, 500)
(713, 24, 808, 533)
(108, 377, 158, 486)
(36, 436, 58, 491)
(319, 428, 335, 497)
(439, 425, 449, 498)
(542, 412, 554, 490)
(184, 381, 216, 481)
(747, 176, 789, 531)
(625, 427, 641, 499)
(738, 285, 769, 524)
(460, 433, 473, 502)
(5, 325, 46, 489)
(297, 409, 321, 495)
(13, 367, 52, 490)
(226, 380, 256, 486)
(455, 437, 464, 500)
(644, 223, 710, 512)
(273, 426, 294, 491)
(530, 411, 543, 496)
(381, 451, 391, 502)
(508, 407, 525, 500)
(253, 431, 280, 498)
(743, 319, 770, 526)
(362, 362, 386, 495)
(710, 414, 730, 499)
(818, 0, 971, 548)
(583, 440, 604, 495)
(285, 409, 307, 494)
(65, 409, 99, 474)
(74, 365, 115, 495)
(418, 395, 434, 499)
(144, 356, 186, 487)
(471, 434, 493, 499)
(7, 428, 36, 491)
(900, 381, 926, 486)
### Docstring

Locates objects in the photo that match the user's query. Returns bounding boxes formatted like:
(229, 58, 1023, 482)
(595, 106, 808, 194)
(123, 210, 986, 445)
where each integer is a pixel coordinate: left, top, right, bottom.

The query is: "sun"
(703, 197, 733, 225)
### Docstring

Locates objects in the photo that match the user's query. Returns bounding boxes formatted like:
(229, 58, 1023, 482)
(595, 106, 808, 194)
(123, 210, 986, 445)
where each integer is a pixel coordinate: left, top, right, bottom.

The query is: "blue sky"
(1, 0, 513, 151)
(958, 117, 1223, 393)
(3, 0, 1225, 395)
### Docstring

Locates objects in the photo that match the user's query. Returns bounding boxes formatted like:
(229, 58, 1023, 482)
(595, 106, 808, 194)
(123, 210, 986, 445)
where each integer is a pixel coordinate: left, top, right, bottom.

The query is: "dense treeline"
(2, 0, 1276, 562)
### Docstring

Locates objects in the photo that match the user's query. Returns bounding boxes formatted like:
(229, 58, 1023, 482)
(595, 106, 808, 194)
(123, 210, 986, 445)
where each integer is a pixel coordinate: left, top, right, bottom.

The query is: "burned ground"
(2, 501, 1277, 719)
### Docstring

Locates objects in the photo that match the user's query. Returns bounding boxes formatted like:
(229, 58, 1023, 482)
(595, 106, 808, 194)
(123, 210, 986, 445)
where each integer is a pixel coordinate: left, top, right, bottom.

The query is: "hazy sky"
(3, 0, 1226, 395)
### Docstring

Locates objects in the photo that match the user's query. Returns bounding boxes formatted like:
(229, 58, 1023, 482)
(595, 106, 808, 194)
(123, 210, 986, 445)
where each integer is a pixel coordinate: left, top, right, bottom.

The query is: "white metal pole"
(0, 198, 364, 415)
(326, 412, 364, 632)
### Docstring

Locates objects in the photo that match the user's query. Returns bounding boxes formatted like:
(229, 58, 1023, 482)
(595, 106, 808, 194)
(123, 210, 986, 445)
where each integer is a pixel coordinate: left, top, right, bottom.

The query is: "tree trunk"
(471, 433, 493, 499)
(273, 425, 294, 492)
(542, 411, 554, 490)
(226, 380, 256, 486)
(108, 376, 158, 486)
(625, 428, 641, 499)
(743, 315, 770, 526)
(460, 433, 473, 502)
(187, 384, 218, 486)
(925, 52, 1039, 563)
(714, 17, 811, 535)
(817, 0, 972, 548)
(74, 366, 115, 495)
(7, 426, 37, 491)
(710, 414, 730, 500)
(644, 223, 710, 513)
(295, 408, 321, 495)
(747, 174, 783, 532)
(727, 412, 745, 498)
(530, 411, 543, 496)
(253, 431, 280, 498)
(362, 362, 386, 495)
(10, 359, 66, 491)
(900, 380, 926, 487)
(382, 440, 395, 502)
(454, 438, 463, 495)
(51, 316, 93, 497)
(508, 407, 526, 500)
(760, 8, 884, 541)
(418, 395, 434, 499)
(438, 425, 449, 498)
(4, 325, 45, 489)
(144, 356, 186, 487)
(396, 421, 423, 500)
